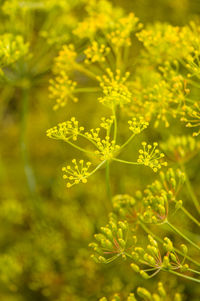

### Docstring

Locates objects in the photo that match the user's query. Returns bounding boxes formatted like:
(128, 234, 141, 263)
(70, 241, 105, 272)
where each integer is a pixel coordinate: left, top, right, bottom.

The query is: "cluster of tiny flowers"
(100, 116, 114, 131)
(112, 194, 136, 219)
(128, 117, 149, 135)
(0, 34, 29, 75)
(73, 0, 121, 39)
(107, 13, 142, 47)
(62, 159, 91, 188)
(89, 218, 129, 264)
(136, 24, 188, 64)
(53, 44, 77, 74)
(161, 135, 200, 162)
(97, 69, 132, 108)
(46, 117, 84, 141)
(100, 282, 182, 301)
(84, 127, 120, 160)
(137, 142, 167, 172)
(137, 168, 185, 224)
(84, 41, 110, 64)
(131, 235, 188, 280)
(181, 102, 200, 136)
(49, 71, 78, 110)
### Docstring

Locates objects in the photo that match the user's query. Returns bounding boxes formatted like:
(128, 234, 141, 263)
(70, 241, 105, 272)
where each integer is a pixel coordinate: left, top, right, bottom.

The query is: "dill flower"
(181, 102, 200, 136)
(107, 13, 142, 47)
(137, 142, 167, 172)
(62, 159, 92, 188)
(49, 71, 78, 110)
(128, 117, 149, 135)
(53, 44, 77, 74)
(89, 218, 129, 263)
(84, 41, 110, 64)
(46, 117, 84, 141)
(136, 24, 188, 64)
(161, 135, 200, 162)
(131, 235, 189, 279)
(73, 0, 122, 39)
(97, 69, 131, 108)
(0, 34, 29, 75)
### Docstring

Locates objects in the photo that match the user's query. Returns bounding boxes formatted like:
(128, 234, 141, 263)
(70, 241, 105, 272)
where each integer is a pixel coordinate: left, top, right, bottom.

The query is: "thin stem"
(75, 64, 98, 81)
(139, 221, 200, 267)
(20, 88, 37, 197)
(188, 268, 200, 275)
(180, 163, 200, 214)
(74, 87, 101, 93)
(167, 221, 200, 251)
(119, 133, 136, 152)
(168, 269, 200, 283)
(112, 106, 117, 142)
(64, 139, 94, 154)
(106, 160, 112, 200)
(113, 158, 140, 165)
(180, 206, 200, 227)
(90, 160, 106, 177)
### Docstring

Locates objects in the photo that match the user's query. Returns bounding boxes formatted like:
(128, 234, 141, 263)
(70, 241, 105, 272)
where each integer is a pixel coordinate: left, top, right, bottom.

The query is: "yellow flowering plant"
(1, 0, 200, 300)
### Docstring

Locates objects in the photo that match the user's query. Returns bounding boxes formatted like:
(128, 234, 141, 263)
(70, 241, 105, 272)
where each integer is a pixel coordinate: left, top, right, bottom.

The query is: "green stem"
(75, 64, 98, 81)
(20, 88, 37, 197)
(106, 160, 112, 200)
(119, 133, 136, 152)
(74, 87, 101, 93)
(90, 160, 106, 177)
(112, 106, 117, 142)
(168, 269, 200, 283)
(139, 221, 200, 267)
(167, 221, 200, 251)
(181, 206, 200, 227)
(180, 164, 200, 214)
(65, 139, 94, 154)
(188, 268, 200, 275)
(113, 158, 139, 165)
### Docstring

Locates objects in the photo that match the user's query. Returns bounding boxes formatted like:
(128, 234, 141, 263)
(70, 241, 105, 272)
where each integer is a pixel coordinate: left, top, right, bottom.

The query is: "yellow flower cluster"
(136, 24, 187, 64)
(90, 218, 129, 264)
(130, 65, 188, 127)
(97, 69, 131, 108)
(181, 102, 200, 136)
(49, 71, 78, 110)
(107, 13, 142, 47)
(0, 34, 29, 75)
(161, 135, 200, 162)
(46, 117, 84, 141)
(84, 41, 110, 64)
(128, 117, 149, 135)
(137, 142, 167, 172)
(85, 129, 120, 161)
(62, 159, 91, 188)
(73, 0, 122, 39)
(100, 282, 182, 301)
(53, 44, 77, 74)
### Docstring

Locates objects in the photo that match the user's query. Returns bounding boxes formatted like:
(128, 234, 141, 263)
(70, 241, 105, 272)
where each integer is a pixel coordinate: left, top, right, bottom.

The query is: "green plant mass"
(1, 0, 200, 300)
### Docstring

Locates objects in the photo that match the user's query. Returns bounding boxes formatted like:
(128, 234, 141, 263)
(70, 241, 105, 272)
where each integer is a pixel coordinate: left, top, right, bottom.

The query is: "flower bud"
(131, 263, 140, 273)
(137, 287, 152, 299)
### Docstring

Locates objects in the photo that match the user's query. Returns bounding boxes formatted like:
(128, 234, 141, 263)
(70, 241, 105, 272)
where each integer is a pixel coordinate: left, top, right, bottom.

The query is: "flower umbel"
(46, 117, 84, 141)
(62, 159, 92, 188)
(97, 68, 131, 108)
(49, 71, 78, 110)
(137, 142, 167, 172)
(128, 117, 149, 135)
(84, 41, 110, 64)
